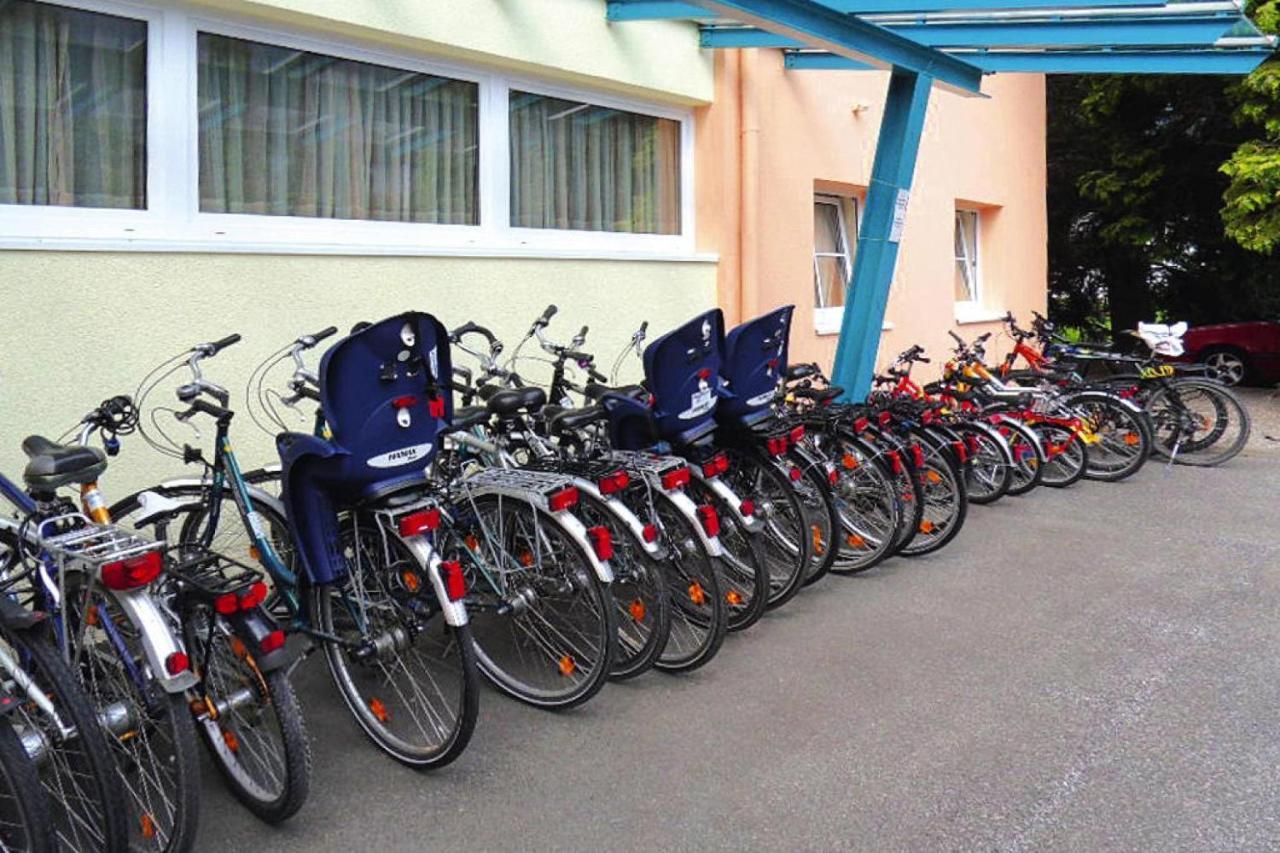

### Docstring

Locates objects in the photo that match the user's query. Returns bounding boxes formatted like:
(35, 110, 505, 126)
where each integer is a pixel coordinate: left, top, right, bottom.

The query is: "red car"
(1174, 321, 1280, 387)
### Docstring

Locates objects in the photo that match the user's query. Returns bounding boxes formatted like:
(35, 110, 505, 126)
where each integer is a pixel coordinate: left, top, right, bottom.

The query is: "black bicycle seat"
(583, 382, 645, 402)
(486, 387, 546, 417)
(21, 435, 108, 492)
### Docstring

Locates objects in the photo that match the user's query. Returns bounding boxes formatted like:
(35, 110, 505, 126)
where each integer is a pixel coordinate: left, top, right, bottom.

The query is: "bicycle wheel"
(823, 431, 899, 574)
(574, 494, 670, 681)
(899, 438, 968, 557)
(1147, 379, 1251, 466)
(1033, 423, 1088, 488)
(60, 575, 201, 853)
(952, 422, 1012, 505)
(683, 480, 767, 632)
(439, 494, 614, 709)
(0, 716, 52, 853)
(869, 432, 925, 555)
(991, 417, 1045, 496)
(788, 449, 839, 587)
(181, 603, 310, 822)
(1063, 392, 1149, 482)
(651, 494, 726, 672)
(312, 518, 479, 765)
(720, 448, 809, 609)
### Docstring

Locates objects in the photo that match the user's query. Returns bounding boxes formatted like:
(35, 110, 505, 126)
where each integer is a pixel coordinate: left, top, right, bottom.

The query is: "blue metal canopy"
(607, 0, 1275, 397)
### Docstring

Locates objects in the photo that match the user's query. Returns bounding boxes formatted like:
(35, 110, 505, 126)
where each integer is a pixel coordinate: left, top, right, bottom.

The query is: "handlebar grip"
(540, 304, 558, 324)
(639, 321, 648, 334)
(309, 326, 338, 344)
(577, 325, 589, 340)
(208, 333, 241, 355)
(918, 356, 932, 364)
(178, 398, 231, 421)
(298, 386, 320, 403)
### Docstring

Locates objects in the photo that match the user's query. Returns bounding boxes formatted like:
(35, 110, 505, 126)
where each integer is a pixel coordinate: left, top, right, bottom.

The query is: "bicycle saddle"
(786, 363, 817, 381)
(792, 386, 841, 403)
(444, 405, 489, 434)
(583, 382, 646, 402)
(21, 435, 108, 492)
(544, 405, 607, 436)
(486, 387, 546, 417)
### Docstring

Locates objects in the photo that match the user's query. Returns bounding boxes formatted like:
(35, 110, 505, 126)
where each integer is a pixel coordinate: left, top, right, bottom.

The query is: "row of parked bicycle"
(0, 304, 1250, 851)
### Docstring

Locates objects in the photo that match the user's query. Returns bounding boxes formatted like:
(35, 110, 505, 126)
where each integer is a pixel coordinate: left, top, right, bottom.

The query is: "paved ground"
(198, 438, 1280, 851)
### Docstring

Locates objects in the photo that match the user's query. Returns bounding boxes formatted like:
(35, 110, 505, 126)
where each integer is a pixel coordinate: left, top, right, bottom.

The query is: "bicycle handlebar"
(198, 333, 242, 356)
(300, 326, 337, 347)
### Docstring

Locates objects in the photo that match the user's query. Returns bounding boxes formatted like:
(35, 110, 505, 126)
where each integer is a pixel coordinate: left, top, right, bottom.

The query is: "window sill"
(0, 234, 718, 263)
(954, 304, 1006, 325)
(814, 307, 894, 337)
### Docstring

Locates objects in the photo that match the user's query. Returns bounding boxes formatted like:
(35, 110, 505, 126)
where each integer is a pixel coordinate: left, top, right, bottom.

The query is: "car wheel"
(1201, 348, 1249, 387)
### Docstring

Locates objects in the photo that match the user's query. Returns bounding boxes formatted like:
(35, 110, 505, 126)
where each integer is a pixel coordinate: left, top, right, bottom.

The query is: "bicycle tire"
(0, 715, 53, 853)
(683, 479, 768, 632)
(1033, 422, 1088, 488)
(1148, 379, 1251, 466)
(898, 435, 968, 557)
(650, 493, 727, 673)
(823, 430, 899, 574)
(788, 448, 840, 587)
(951, 421, 1012, 505)
(1062, 391, 1150, 482)
(721, 448, 809, 609)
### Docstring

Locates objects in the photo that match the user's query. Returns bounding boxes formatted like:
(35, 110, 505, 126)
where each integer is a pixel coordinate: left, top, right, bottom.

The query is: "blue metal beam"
(702, 16, 1238, 49)
(785, 47, 1273, 74)
(678, 0, 984, 93)
(831, 68, 932, 401)
(607, 1, 712, 21)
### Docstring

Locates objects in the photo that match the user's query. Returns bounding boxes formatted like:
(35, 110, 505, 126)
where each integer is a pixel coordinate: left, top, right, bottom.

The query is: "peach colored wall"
(696, 49, 1048, 381)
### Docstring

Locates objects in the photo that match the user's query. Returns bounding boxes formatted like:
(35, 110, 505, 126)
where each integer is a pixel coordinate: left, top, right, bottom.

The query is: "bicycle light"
(164, 651, 190, 675)
(766, 436, 789, 456)
(661, 467, 691, 490)
(438, 561, 467, 601)
(100, 551, 163, 590)
(547, 486, 579, 513)
(696, 504, 720, 538)
(260, 630, 286, 654)
(398, 508, 441, 537)
(701, 453, 729, 477)
(586, 526, 614, 562)
(598, 470, 630, 495)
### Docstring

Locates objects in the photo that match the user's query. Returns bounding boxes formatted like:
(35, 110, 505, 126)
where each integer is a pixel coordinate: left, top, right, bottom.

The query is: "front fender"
(110, 588, 198, 693)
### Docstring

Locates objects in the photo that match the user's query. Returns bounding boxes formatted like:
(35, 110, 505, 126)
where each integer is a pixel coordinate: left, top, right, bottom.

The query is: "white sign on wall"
(889, 188, 910, 243)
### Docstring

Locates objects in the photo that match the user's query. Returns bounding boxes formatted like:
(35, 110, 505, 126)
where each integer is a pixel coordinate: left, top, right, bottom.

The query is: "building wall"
(0, 0, 716, 494)
(699, 49, 1048, 378)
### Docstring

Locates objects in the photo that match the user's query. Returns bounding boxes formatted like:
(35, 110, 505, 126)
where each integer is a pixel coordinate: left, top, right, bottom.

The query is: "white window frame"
(0, 0, 699, 260)
(813, 193, 878, 336)
(954, 207, 981, 306)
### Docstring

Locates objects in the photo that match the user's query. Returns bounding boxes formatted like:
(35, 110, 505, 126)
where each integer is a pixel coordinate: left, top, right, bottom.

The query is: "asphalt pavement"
(197, 449, 1280, 852)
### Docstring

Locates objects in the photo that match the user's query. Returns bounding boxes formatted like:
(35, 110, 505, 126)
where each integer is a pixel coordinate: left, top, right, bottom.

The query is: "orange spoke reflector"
(558, 655, 577, 677)
(222, 729, 240, 754)
(229, 636, 248, 660)
(726, 589, 743, 607)
(248, 545, 261, 562)
(369, 697, 389, 723)
(85, 606, 99, 627)
(926, 470, 942, 485)
(919, 520, 935, 534)
(401, 570, 421, 593)
(811, 525, 825, 555)
(688, 582, 707, 606)
(841, 453, 859, 470)
(846, 534, 867, 549)
(1123, 432, 1140, 446)
(465, 533, 480, 552)
(628, 599, 647, 622)
(140, 813, 156, 840)
(519, 551, 534, 567)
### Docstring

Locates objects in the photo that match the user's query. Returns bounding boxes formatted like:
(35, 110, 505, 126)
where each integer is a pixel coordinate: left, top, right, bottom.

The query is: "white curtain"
(198, 33, 478, 224)
(0, 0, 147, 209)
(509, 91, 680, 234)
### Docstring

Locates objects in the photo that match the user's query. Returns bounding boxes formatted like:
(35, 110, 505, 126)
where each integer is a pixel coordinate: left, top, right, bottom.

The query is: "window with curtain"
(0, 0, 147, 209)
(509, 91, 681, 234)
(954, 208, 980, 303)
(197, 33, 479, 224)
(813, 195, 857, 310)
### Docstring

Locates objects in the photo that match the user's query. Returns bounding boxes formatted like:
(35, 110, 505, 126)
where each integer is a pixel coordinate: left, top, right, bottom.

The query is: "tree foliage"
(1048, 3, 1280, 334)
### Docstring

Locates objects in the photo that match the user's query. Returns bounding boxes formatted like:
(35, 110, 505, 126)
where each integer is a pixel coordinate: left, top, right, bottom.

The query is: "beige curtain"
(198, 33, 478, 224)
(509, 91, 680, 234)
(0, 0, 147, 209)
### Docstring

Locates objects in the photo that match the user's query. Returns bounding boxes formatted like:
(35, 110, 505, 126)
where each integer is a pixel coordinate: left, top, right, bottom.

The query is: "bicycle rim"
(651, 495, 726, 672)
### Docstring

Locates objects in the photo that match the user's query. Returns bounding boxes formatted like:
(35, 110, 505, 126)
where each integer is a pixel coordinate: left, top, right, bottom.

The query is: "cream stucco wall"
(192, 0, 713, 104)
(698, 49, 1048, 379)
(0, 255, 713, 495)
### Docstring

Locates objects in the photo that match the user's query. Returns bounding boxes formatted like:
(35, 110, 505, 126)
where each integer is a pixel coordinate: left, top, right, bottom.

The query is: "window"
(813, 194, 857, 334)
(954, 208, 980, 304)
(510, 92, 681, 234)
(198, 33, 479, 224)
(0, 1, 694, 256)
(0, 0, 147, 209)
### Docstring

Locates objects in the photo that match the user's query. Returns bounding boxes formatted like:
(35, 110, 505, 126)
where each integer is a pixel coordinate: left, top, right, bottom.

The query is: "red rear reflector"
(598, 470, 630, 495)
(854, 417, 870, 433)
(548, 486, 579, 512)
(165, 651, 189, 675)
(889, 451, 903, 474)
(398, 508, 441, 538)
(641, 523, 660, 543)
(260, 630, 286, 654)
(766, 436, 789, 457)
(698, 368, 712, 380)
(951, 441, 967, 463)
(239, 581, 268, 611)
(911, 445, 926, 468)
(788, 466, 802, 481)
(739, 499, 755, 518)
(428, 396, 446, 418)
(586, 526, 614, 562)
(439, 560, 466, 601)
(661, 467, 691, 490)
(827, 467, 839, 485)
(214, 592, 239, 615)
(101, 551, 163, 590)
(701, 453, 730, 477)
(789, 425, 805, 444)
(879, 412, 892, 426)
(392, 395, 418, 410)
(696, 504, 720, 538)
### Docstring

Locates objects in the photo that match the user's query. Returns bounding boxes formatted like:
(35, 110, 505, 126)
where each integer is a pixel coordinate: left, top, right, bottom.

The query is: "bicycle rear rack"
(458, 468, 578, 511)
(38, 513, 166, 576)
(166, 547, 262, 599)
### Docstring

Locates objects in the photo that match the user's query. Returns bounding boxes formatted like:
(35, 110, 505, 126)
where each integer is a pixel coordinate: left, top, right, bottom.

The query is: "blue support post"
(830, 68, 932, 401)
